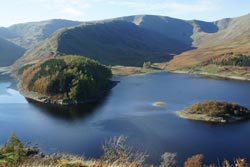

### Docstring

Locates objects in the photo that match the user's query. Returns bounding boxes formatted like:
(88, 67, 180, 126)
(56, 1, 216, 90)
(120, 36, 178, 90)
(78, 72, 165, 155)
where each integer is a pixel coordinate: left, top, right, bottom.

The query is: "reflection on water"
(27, 99, 106, 121)
(0, 75, 27, 104)
(24, 82, 115, 121)
(1, 72, 250, 164)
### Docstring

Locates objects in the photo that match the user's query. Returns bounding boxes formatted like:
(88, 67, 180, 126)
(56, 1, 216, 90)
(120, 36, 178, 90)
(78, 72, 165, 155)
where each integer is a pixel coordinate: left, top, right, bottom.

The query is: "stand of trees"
(211, 53, 250, 67)
(19, 56, 112, 102)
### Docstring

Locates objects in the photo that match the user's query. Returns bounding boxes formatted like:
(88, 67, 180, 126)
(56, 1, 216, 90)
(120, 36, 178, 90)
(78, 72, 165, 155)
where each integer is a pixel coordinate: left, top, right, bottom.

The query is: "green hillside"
(118, 15, 222, 47)
(16, 21, 189, 67)
(0, 27, 18, 39)
(8, 13, 250, 71)
(117, 15, 194, 46)
(3, 19, 81, 49)
(0, 19, 82, 67)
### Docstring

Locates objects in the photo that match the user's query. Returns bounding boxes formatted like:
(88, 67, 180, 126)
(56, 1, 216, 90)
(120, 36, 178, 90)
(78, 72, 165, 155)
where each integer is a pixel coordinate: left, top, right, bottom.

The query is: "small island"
(18, 55, 113, 105)
(153, 101, 167, 107)
(177, 100, 250, 123)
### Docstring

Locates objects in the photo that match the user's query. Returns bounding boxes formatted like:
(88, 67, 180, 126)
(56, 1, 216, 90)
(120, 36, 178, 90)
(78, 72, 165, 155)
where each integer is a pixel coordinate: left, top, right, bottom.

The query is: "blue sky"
(1, 0, 249, 27)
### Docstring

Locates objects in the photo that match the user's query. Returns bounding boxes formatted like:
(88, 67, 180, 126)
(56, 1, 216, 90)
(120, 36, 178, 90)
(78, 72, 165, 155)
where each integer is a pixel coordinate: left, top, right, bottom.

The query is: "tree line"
(19, 55, 112, 101)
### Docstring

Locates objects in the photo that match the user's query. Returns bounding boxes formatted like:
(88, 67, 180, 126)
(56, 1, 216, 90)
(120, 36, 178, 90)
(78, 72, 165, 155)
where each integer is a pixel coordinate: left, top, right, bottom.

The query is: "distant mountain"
(5, 19, 82, 49)
(0, 19, 82, 67)
(9, 13, 250, 69)
(118, 15, 194, 46)
(167, 14, 250, 69)
(118, 15, 222, 47)
(0, 27, 18, 39)
(0, 37, 25, 67)
(16, 20, 190, 67)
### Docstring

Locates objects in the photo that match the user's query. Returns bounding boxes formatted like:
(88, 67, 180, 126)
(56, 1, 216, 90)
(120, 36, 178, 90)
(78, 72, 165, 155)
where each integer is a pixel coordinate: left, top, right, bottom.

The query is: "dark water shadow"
(26, 90, 112, 122)
(25, 80, 119, 122)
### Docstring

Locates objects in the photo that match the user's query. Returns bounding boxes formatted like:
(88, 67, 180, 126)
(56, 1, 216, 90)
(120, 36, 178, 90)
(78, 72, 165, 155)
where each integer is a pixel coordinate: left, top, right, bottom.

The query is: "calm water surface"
(0, 73, 250, 164)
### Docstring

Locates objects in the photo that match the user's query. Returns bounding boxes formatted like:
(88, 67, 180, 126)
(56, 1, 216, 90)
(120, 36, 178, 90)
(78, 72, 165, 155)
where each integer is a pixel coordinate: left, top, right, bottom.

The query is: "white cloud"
(38, 0, 91, 19)
(99, 0, 219, 17)
(0, 0, 223, 26)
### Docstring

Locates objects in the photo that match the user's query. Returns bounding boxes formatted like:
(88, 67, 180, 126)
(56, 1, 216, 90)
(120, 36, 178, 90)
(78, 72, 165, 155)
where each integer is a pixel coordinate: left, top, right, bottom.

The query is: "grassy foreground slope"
(18, 56, 112, 104)
(1, 133, 249, 167)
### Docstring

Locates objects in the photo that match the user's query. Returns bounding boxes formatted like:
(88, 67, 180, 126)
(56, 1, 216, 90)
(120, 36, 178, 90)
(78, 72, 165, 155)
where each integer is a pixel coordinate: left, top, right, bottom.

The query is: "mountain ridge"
(0, 13, 249, 70)
(5, 19, 82, 49)
(15, 20, 190, 67)
(0, 37, 25, 67)
(0, 19, 82, 67)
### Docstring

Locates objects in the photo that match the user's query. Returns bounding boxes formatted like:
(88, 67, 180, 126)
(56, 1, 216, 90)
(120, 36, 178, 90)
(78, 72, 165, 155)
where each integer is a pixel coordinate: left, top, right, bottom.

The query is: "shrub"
(160, 152, 177, 167)
(0, 133, 27, 166)
(143, 61, 152, 69)
(211, 53, 250, 67)
(101, 135, 148, 167)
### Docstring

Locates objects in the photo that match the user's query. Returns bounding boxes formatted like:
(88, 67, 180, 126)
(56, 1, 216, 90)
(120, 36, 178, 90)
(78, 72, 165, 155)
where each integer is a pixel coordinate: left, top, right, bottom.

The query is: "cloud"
(0, 0, 222, 26)
(38, 0, 91, 19)
(21, 0, 220, 20)
(99, 0, 219, 16)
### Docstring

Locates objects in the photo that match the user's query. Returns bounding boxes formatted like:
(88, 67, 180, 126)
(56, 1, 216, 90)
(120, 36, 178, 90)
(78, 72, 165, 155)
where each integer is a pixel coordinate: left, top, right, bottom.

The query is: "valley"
(0, 10, 250, 167)
(0, 14, 249, 80)
(1, 72, 250, 166)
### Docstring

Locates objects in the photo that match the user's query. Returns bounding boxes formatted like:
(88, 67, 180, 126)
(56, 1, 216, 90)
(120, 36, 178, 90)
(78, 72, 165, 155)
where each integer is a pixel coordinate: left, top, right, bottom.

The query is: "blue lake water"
(0, 73, 250, 165)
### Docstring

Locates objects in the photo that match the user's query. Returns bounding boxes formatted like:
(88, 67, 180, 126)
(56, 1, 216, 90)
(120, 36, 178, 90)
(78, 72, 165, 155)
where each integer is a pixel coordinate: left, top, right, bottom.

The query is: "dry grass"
(166, 34, 250, 71)
(111, 66, 159, 76)
(1, 135, 148, 167)
(184, 154, 250, 167)
(2, 135, 250, 167)
(160, 152, 177, 167)
(99, 135, 148, 167)
(19, 154, 95, 167)
(19, 154, 250, 167)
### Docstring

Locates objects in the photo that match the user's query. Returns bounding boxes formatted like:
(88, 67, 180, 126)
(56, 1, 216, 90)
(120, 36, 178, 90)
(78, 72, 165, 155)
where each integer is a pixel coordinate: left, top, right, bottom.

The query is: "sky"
(0, 0, 249, 27)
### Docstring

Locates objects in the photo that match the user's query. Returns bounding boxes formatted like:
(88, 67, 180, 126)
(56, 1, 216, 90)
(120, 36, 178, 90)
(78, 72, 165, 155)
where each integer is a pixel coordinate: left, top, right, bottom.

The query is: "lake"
(0, 72, 250, 165)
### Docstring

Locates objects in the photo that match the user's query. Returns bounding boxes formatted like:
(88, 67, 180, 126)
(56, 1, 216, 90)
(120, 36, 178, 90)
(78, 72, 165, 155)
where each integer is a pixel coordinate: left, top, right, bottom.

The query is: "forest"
(211, 53, 250, 67)
(19, 56, 112, 102)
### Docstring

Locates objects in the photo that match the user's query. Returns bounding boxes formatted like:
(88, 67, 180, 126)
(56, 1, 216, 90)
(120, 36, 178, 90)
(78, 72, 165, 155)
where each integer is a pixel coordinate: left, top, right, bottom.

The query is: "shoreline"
(3, 65, 249, 81)
(171, 70, 250, 82)
(15, 69, 250, 105)
(111, 66, 163, 76)
(0, 67, 11, 75)
(176, 111, 249, 123)
(111, 65, 250, 82)
(18, 81, 118, 105)
(3, 65, 250, 106)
